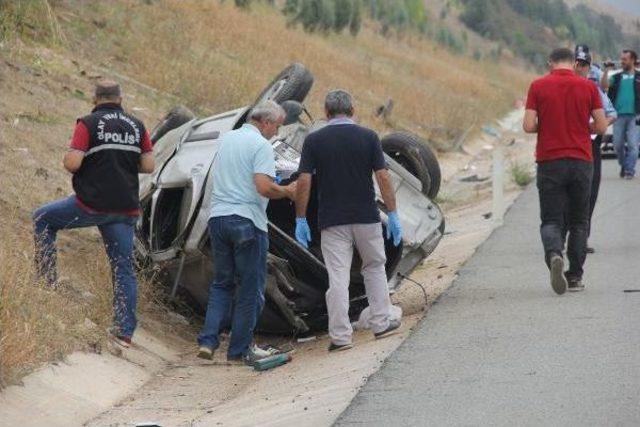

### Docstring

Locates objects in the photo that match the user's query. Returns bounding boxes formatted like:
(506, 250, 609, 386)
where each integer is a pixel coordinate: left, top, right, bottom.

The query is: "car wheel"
(254, 63, 314, 106)
(150, 105, 195, 144)
(381, 131, 441, 199)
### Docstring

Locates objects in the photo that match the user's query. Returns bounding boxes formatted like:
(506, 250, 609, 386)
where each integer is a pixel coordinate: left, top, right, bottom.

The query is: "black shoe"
(374, 319, 402, 339)
(620, 168, 625, 178)
(328, 342, 354, 352)
(225, 355, 245, 365)
(549, 255, 567, 295)
(586, 246, 595, 254)
(567, 277, 585, 292)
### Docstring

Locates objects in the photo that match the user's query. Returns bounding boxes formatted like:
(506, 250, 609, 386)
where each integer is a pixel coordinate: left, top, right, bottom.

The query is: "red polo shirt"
(526, 69, 602, 162)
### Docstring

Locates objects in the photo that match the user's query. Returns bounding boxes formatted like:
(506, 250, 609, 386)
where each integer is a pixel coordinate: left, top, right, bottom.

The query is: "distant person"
(604, 49, 640, 179)
(197, 101, 296, 364)
(295, 90, 402, 352)
(33, 80, 155, 348)
(574, 45, 618, 257)
(523, 48, 607, 294)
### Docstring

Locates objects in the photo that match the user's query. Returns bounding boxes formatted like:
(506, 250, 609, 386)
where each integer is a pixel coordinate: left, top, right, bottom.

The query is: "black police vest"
(608, 71, 640, 114)
(73, 103, 146, 212)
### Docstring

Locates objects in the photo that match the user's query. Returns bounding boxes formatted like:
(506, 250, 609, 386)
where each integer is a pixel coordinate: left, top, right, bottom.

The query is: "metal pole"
(492, 146, 505, 224)
(170, 252, 186, 298)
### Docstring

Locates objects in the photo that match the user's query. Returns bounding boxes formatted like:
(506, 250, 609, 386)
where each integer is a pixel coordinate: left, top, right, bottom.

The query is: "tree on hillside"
(283, 0, 299, 16)
(283, 0, 427, 37)
(460, 0, 502, 38)
(334, 0, 353, 32)
(349, 0, 362, 36)
(285, 0, 364, 35)
(318, 0, 336, 32)
(460, 0, 631, 67)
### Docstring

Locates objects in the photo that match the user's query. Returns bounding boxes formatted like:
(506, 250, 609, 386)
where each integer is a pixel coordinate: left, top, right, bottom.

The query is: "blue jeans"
(613, 114, 640, 176)
(197, 215, 268, 358)
(33, 196, 138, 338)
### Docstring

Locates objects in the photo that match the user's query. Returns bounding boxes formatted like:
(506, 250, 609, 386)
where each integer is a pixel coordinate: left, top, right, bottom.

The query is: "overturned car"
(135, 64, 445, 335)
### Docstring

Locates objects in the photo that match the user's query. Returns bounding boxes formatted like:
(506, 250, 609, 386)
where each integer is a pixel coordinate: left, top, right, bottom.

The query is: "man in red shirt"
(523, 48, 607, 295)
(33, 80, 154, 347)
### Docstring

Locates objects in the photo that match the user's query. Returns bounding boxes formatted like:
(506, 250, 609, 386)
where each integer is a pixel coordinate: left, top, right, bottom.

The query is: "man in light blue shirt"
(198, 101, 296, 363)
(210, 121, 277, 232)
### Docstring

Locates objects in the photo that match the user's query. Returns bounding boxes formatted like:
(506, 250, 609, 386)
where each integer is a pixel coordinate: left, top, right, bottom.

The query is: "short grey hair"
(249, 100, 285, 123)
(95, 79, 121, 99)
(325, 89, 354, 118)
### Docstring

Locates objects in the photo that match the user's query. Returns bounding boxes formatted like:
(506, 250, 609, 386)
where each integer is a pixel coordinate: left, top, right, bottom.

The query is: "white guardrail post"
(492, 146, 505, 224)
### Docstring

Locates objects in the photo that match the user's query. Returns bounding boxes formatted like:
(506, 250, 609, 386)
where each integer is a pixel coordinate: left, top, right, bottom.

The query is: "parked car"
(135, 64, 445, 335)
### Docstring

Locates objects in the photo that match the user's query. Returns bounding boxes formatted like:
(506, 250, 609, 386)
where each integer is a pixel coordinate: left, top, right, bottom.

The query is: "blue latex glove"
(386, 211, 403, 247)
(295, 217, 312, 248)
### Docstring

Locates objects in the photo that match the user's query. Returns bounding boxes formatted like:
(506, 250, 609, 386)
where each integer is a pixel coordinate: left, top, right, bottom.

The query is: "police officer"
(33, 80, 155, 348)
(574, 45, 617, 256)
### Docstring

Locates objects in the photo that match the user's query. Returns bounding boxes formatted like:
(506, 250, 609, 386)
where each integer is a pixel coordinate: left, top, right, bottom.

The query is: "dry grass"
(0, 213, 166, 386)
(57, 0, 533, 144)
(1, 0, 534, 386)
(1, 212, 108, 384)
(0, 42, 179, 386)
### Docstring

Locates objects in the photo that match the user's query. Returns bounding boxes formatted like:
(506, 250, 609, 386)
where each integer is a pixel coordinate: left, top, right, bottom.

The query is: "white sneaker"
(250, 344, 280, 358)
(197, 346, 214, 360)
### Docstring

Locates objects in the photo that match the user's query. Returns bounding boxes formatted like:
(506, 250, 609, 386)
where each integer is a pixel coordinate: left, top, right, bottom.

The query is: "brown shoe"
(197, 346, 214, 360)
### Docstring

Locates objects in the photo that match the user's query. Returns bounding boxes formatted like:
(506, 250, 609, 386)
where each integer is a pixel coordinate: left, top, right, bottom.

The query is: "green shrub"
(510, 162, 534, 187)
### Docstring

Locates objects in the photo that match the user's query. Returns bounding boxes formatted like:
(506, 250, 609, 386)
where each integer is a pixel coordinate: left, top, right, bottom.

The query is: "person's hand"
(386, 211, 403, 247)
(285, 181, 297, 200)
(295, 217, 312, 248)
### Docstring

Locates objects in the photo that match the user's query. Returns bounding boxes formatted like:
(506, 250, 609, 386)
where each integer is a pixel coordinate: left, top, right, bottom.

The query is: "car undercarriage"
(134, 64, 445, 335)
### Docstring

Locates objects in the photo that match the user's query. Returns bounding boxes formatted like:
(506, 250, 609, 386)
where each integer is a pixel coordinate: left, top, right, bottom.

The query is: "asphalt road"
(337, 160, 640, 426)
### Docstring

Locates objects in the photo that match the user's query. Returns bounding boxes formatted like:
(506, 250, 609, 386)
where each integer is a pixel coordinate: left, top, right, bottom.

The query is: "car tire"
(381, 131, 441, 199)
(150, 105, 195, 144)
(254, 63, 314, 106)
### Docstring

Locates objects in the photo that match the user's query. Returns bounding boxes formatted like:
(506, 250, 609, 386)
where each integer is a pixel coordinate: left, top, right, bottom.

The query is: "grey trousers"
(321, 223, 392, 345)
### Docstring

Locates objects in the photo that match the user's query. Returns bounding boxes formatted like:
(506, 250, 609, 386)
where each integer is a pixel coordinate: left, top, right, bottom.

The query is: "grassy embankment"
(0, 0, 533, 386)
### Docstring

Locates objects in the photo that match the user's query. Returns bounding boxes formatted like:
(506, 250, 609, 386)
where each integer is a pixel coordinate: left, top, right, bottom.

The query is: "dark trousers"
(537, 159, 593, 279)
(197, 215, 268, 358)
(588, 136, 602, 236)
